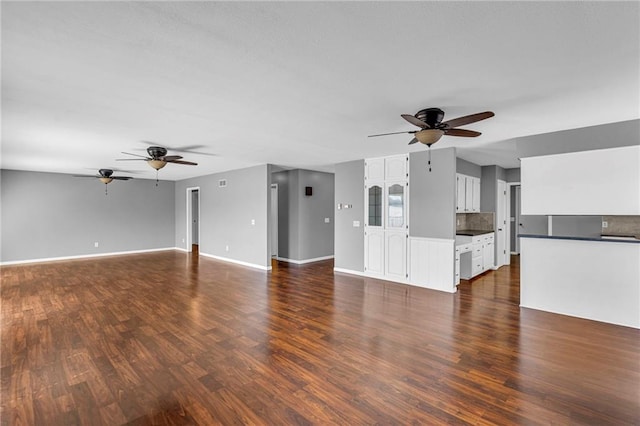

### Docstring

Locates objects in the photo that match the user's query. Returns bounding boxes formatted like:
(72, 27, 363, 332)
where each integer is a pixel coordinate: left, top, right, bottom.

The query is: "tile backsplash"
(602, 215, 640, 236)
(457, 212, 495, 231)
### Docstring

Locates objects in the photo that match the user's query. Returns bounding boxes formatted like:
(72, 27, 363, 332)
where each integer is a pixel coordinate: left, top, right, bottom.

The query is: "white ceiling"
(2, 1, 639, 181)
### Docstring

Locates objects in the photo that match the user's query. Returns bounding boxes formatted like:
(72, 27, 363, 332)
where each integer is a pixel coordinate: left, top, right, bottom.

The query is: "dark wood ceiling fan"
(368, 108, 495, 171)
(72, 169, 132, 195)
(117, 146, 198, 185)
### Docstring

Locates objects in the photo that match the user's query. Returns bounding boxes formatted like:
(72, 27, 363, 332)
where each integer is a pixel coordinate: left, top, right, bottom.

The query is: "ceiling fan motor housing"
(99, 169, 114, 177)
(147, 146, 168, 158)
(416, 108, 445, 128)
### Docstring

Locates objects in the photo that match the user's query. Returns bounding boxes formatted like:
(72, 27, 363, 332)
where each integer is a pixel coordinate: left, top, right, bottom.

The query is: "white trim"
(333, 267, 368, 277)
(276, 255, 334, 265)
(199, 252, 272, 271)
(0, 247, 177, 266)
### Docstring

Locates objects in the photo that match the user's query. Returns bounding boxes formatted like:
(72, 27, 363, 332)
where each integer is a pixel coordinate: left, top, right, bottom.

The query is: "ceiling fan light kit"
(415, 129, 444, 145)
(368, 107, 495, 172)
(147, 159, 167, 170)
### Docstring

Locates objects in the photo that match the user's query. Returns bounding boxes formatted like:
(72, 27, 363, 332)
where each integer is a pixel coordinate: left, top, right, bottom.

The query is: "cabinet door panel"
(472, 178, 481, 212)
(385, 231, 406, 281)
(385, 155, 407, 181)
(456, 174, 466, 212)
(386, 183, 406, 229)
(365, 230, 385, 276)
(365, 158, 385, 181)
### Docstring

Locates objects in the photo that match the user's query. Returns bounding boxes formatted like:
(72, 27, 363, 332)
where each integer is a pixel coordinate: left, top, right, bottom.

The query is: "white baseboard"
(0, 247, 177, 266)
(199, 252, 271, 271)
(333, 267, 368, 277)
(276, 255, 334, 265)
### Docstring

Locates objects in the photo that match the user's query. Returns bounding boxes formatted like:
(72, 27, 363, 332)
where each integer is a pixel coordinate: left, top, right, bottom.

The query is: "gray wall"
(410, 148, 457, 239)
(551, 216, 602, 238)
(456, 157, 482, 178)
(334, 160, 365, 272)
(505, 168, 521, 182)
(480, 166, 498, 213)
(271, 169, 335, 261)
(1, 169, 175, 263)
(174, 164, 270, 268)
(297, 170, 335, 260)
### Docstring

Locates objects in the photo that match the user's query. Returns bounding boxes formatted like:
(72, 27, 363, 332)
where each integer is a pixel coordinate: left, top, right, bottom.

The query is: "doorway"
(186, 187, 200, 253)
(496, 180, 508, 267)
(270, 184, 278, 257)
(508, 184, 521, 254)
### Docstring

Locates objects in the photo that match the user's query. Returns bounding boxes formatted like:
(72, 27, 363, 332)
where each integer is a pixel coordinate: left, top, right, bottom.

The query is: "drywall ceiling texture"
(1, 2, 638, 179)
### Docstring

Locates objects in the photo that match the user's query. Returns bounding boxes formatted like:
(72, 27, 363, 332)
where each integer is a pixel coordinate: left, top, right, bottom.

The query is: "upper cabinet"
(365, 154, 408, 182)
(456, 173, 481, 213)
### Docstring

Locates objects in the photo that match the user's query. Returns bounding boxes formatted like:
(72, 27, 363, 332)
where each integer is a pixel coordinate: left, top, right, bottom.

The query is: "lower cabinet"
(364, 229, 407, 281)
(460, 232, 495, 280)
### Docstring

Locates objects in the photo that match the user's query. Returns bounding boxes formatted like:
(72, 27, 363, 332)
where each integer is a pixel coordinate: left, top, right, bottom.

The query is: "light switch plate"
(324, 217, 330, 223)
(353, 220, 360, 227)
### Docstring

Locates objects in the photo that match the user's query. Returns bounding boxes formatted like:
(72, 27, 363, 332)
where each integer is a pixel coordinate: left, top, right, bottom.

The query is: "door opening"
(270, 184, 278, 257)
(508, 184, 521, 254)
(496, 180, 508, 267)
(186, 187, 200, 253)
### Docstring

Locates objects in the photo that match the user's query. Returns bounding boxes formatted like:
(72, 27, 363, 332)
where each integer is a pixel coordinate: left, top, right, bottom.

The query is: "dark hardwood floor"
(2, 252, 639, 425)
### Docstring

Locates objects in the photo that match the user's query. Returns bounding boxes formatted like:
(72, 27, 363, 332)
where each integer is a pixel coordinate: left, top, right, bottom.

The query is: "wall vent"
(218, 179, 227, 188)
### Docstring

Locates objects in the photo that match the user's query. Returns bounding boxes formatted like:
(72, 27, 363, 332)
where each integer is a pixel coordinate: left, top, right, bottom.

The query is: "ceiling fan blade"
(408, 138, 419, 145)
(444, 128, 482, 137)
(441, 111, 494, 129)
(168, 159, 198, 166)
(368, 130, 415, 138)
(160, 155, 183, 161)
(111, 176, 133, 180)
(401, 114, 430, 129)
(72, 175, 98, 178)
(121, 151, 150, 159)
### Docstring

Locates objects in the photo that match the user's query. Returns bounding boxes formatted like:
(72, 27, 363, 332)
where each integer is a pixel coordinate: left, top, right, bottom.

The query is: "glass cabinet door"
(367, 185, 382, 227)
(387, 183, 405, 228)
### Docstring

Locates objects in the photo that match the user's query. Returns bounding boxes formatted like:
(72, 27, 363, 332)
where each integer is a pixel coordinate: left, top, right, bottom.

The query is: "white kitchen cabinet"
(456, 173, 481, 213)
(460, 232, 494, 279)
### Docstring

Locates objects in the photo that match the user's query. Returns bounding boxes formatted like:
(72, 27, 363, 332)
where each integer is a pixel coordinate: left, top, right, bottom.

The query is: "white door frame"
(506, 182, 521, 255)
(270, 183, 278, 257)
(186, 187, 200, 252)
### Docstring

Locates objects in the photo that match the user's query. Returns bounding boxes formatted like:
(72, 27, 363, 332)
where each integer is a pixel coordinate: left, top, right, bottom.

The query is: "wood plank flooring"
(2, 252, 639, 425)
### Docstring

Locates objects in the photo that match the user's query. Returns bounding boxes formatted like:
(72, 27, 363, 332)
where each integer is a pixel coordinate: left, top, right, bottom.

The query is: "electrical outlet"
(602, 221, 608, 228)
(251, 219, 255, 225)
(324, 217, 330, 223)
(457, 219, 460, 226)
(225, 245, 229, 252)
(94, 242, 99, 248)
(182, 238, 185, 243)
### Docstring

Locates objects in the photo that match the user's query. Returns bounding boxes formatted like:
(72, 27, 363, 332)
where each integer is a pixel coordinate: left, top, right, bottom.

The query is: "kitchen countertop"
(520, 233, 640, 244)
(456, 229, 495, 236)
